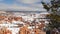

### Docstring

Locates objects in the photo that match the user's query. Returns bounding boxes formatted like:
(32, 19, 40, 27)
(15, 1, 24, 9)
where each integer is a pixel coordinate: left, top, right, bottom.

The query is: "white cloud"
(16, 0, 40, 4)
(0, 3, 46, 11)
(42, 0, 51, 3)
(0, 0, 47, 11)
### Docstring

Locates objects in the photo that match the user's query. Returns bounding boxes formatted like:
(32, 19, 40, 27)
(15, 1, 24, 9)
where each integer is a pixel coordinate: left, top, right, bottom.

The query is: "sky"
(0, 0, 50, 11)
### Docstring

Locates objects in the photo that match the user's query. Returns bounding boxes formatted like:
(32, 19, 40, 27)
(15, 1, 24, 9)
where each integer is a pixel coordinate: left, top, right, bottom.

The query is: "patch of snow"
(12, 21, 24, 24)
(8, 28, 19, 34)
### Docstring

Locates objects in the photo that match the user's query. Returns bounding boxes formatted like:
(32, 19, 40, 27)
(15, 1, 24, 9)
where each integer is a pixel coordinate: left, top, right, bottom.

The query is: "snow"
(0, 12, 50, 34)
(21, 16, 34, 21)
(0, 24, 18, 28)
(12, 21, 24, 24)
(8, 28, 19, 34)
(0, 24, 19, 34)
(40, 12, 49, 14)
(28, 26, 32, 29)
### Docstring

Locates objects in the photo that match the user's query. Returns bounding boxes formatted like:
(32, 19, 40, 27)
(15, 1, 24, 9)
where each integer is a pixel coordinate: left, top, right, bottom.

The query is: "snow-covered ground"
(0, 24, 37, 34)
(8, 28, 19, 34)
(0, 11, 49, 34)
(0, 24, 19, 34)
(0, 24, 17, 27)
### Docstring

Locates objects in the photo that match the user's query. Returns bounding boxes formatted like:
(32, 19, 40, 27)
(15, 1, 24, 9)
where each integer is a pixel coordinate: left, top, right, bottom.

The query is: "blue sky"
(0, 0, 50, 11)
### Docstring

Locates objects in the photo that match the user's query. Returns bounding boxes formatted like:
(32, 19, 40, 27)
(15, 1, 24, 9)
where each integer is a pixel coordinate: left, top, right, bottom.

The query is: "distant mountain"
(6, 11, 47, 13)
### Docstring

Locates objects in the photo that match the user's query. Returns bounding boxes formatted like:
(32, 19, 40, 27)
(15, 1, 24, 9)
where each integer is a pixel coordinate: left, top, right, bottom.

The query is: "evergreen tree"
(41, 0, 60, 29)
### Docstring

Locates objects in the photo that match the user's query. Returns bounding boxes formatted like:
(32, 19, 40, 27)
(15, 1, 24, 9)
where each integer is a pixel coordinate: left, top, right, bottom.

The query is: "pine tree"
(41, 0, 60, 29)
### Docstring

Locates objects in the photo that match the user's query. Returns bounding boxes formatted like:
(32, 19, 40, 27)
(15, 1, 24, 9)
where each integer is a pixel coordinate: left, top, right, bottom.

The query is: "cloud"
(0, 0, 47, 11)
(42, 0, 51, 3)
(0, 3, 46, 11)
(15, 0, 51, 4)
(15, 0, 40, 4)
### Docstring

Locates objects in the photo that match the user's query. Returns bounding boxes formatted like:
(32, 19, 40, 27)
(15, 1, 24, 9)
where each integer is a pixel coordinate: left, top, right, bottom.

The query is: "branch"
(41, 2, 50, 11)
